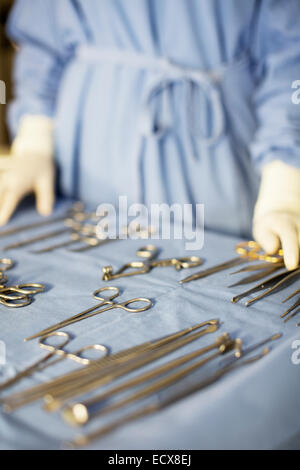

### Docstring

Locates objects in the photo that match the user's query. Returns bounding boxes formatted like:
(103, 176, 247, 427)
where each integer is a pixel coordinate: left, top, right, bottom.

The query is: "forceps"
(25, 287, 152, 341)
(43, 319, 220, 411)
(232, 267, 300, 306)
(102, 245, 203, 281)
(2, 319, 219, 412)
(62, 332, 234, 425)
(180, 241, 283, 284)
(66, 333, 280, 446)
(280, 288, 300, 323)
(0, 332, 107, 392)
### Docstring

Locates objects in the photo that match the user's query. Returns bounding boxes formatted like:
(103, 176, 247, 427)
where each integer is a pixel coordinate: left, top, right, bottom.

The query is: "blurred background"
(0, 0, 14, 150)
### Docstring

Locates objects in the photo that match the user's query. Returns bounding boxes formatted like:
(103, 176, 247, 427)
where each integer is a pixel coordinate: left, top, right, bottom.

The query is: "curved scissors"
(102, 245, 203, 281)
(25, 286, 152, 341)
(0, 331, 108, 392)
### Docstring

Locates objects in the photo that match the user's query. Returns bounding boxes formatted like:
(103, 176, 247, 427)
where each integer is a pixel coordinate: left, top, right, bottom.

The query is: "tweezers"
(228, 263, 284, 287)
(179, 257, 246, 284)
(281, 288, 300, 323)
(232, 267, 300, 306)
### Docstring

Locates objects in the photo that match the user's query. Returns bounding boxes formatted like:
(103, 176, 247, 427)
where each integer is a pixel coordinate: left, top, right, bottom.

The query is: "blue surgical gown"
(6, 0, 300, 237)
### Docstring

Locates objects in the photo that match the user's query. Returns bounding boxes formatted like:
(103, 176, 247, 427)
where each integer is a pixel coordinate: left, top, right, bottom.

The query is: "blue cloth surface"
(0, 199, 299, 450)
(6, 0, 300, 237)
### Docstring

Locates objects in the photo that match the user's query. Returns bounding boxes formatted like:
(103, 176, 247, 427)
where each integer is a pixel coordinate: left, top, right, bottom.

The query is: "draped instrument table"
(0, 199, 299, 450)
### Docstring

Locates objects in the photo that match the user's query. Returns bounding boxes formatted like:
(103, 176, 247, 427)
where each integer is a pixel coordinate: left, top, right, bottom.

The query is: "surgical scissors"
(180, 241, 283, 284)
(102, 245, 203, 281)
(0, 332, 107, 392)
(25, 287, 152, 341)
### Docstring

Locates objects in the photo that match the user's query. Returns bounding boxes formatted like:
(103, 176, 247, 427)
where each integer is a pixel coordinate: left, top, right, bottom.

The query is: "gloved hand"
(253, 160, 300, 270)
(0, 115, 55, 225)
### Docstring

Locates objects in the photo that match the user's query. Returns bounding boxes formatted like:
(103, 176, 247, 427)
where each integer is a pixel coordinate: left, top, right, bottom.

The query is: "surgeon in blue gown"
(2, 0, 300, 269)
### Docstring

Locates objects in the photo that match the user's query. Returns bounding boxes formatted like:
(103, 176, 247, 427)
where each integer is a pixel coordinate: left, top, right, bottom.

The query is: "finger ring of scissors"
(102, 245, 203, 281)
(25, 286, 153, 341)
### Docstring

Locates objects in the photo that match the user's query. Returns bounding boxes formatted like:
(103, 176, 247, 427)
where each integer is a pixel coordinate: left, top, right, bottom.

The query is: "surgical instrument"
(62, 333, 234, 426)
(70, 225, 157, 253)
(1, 203, 104, 251)
(0, 257, 44, 308)
(2, 217, 97, 251)
(3, 227, 74, 251)
(0, 332, 107, 392)
(232, 267, 300, 306)
(283, 288, 300, 302)
(42, 320, 220, 411)
(0, 202, 85, 238)
(32, 232, 99, 254)
(228, 262, 285, 287)
(0, 283, 45, 308)
(24, 287, 152, 342)
(66, 332, 280, 447)
(102, 245, 202, 281)
(179, 241, 283, 284)
(2, 319, 219, 412)
(280, 290, 300, 323)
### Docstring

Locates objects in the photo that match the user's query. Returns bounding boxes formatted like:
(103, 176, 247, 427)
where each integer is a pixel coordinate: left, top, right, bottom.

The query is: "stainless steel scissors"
(25, 286, 152, 341)
(102, 245, 203, 281)
(0, 331, 108, 392)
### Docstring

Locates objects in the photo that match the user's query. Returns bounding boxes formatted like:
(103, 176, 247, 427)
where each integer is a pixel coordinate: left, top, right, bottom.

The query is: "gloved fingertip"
(0, 212, 11, 226)
(37, 204, 53, 217)
(284, 253, 299, 271)
(258, 234, 280, 255)
(253, 223, 280, 255)
(36, 192, 54, 217)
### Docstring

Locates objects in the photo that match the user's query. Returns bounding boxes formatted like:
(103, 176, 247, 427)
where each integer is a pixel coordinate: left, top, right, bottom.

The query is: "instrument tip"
(179, 278, 191, 284)
(271, 333, 282, 341)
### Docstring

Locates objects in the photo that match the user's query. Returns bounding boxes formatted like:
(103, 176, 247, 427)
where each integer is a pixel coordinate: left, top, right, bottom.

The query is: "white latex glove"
(0, 115, 55, 225)
(253, 160, 300, 270)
